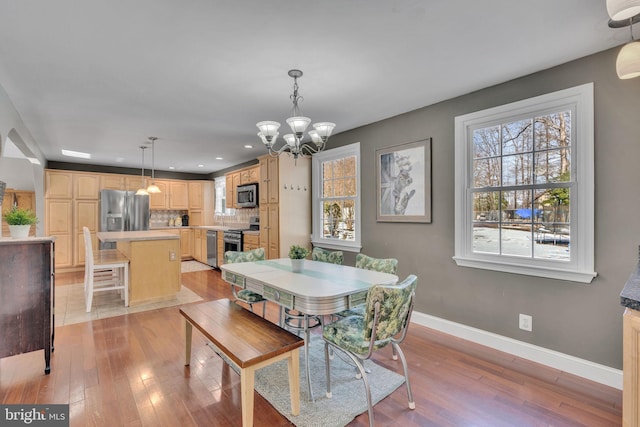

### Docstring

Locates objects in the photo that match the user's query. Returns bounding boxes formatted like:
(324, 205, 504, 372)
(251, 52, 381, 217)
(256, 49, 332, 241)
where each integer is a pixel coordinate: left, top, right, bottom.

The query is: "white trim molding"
(411, 310, 623, 390)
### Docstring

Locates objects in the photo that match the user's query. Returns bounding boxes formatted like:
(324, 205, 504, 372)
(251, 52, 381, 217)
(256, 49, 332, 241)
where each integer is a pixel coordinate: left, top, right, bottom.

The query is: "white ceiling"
(0, 0, 627, 174)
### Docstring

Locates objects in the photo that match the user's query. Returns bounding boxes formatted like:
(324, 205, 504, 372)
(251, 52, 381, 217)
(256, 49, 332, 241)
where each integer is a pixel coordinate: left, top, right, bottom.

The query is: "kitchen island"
(97, 230, 180, 306)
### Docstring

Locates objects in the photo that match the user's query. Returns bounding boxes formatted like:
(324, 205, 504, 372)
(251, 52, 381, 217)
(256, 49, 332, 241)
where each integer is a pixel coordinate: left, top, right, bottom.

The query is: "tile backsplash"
(150, 210, 188, 227)
(214, 207, 258, 228)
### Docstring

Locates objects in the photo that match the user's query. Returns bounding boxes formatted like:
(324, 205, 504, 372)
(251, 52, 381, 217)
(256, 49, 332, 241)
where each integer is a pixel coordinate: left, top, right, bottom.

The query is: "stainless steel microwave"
(236, 183, 258, 208)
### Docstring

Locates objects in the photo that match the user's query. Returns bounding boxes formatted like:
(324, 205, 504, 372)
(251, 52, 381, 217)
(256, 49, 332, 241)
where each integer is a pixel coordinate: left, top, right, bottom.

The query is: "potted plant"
(289, 244, 309, 273)
(3, 206, 38, 238)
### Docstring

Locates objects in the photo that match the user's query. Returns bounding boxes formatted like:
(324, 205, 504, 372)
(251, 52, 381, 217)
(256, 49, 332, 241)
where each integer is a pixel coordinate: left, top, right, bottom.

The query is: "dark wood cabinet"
(0, 238, 55, 374)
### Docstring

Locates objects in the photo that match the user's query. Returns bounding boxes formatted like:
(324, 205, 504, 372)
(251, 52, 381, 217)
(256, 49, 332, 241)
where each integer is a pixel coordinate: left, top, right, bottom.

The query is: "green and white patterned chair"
(312, 247, 344, 265)
(322, 274, 417, 427)
(334, 253, 398, 318)
(224, 248, 267, 317)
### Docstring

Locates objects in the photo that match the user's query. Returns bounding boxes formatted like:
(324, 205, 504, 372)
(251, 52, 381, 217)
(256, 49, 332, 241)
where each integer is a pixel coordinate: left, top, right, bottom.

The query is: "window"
(214, 176, 235, 216)
(312, 142, 361, 252)
(454, 83, 595, 283)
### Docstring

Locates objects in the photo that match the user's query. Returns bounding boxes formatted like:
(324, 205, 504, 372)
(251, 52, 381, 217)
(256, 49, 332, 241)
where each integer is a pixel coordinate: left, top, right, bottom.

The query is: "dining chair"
(322, 274, 417, 427)
(311, 246, 344, 265)
(83, 227, 129, 313)
(334, 253, 398, 318)
(223, 248, 268, 317)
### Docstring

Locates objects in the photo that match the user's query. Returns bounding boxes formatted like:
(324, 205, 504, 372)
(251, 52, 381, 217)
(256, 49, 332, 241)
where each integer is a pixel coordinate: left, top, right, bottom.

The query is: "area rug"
(55, 283, 203, 326)
(210, 334, 406, 427)
(181, 260, 213, 273)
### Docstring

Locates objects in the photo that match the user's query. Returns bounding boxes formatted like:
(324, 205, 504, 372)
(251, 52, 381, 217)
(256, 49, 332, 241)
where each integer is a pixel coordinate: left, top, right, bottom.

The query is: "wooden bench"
(180, 298, 304, 427)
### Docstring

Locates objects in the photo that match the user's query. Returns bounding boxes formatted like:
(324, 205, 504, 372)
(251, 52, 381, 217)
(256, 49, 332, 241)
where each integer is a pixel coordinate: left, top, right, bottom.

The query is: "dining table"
(220, 258, 399, 400)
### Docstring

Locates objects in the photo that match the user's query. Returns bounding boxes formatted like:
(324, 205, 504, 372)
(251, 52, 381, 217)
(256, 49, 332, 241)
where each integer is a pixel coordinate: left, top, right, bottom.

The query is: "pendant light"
(609, 15, 640, 79)
(135, 146, 149, 195)
(607, 0, 640, 21)
(146, 136, 161, 194)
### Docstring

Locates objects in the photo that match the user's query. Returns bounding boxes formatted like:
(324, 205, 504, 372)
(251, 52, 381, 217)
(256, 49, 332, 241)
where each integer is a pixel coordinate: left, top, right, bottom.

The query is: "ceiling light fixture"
(146, 136, 161, 194)
(608, 14, 640, 79)
(135, 146, 149, 196)
(257, 69, 335, 160)
(61, 149, 91, 159)
(607, 0, 640, 20)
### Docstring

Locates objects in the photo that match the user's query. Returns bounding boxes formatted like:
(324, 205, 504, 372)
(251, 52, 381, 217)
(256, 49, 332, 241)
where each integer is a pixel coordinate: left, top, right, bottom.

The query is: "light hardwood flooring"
(0, 268, 622, 426)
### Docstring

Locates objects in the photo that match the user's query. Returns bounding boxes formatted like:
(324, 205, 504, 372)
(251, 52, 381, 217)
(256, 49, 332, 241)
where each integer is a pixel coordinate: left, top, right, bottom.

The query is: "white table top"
(97, 230, 179, 242)
(221, 258, 398, 315)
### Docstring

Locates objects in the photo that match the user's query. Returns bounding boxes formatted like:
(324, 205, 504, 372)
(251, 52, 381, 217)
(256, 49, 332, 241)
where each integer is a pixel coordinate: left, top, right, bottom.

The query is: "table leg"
(240, 367, 255, 427)
(184, 319, 192, 366)
(287, 348, 301, 415)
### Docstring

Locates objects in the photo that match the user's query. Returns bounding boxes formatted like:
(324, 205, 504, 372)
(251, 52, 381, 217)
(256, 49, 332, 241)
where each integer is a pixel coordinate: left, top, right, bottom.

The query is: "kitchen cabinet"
(74, 173, 100, 199)
(0, 238, 55, 375)
(100, 174, 125, 190)
(624, 307, 640, 426)
(258, 155, 310, 259)
(2, 189, 36, 237)
(74, 200, 98, 265)
(225, 172, 241, 208)
(125, 175, 147, 191)
(259, 156, 279, 205)
(243, 233, 259, 251)
(192, 228, 208, 264)
(240, 165, 260, 185)
(217, 231, 224, 267)
(45, 197, 73, 268)
(149, 180, 170, 210)
(180, 228, 192, 258)
(188, 181, 214, 226)
(169, 181, 188, 210)
(45, 170, 73, 199)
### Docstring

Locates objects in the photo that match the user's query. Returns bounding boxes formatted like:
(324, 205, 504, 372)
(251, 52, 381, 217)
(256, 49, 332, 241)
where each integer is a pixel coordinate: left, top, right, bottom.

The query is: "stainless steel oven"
(223, 229, 244, 253)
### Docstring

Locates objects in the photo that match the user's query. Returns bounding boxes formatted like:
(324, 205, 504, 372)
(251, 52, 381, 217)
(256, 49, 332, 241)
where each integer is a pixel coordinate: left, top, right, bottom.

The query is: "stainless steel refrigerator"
(99, 190, 150, 249)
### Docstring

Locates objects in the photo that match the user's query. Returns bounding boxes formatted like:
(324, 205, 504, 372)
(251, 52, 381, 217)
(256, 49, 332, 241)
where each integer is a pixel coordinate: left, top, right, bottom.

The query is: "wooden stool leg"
(287, 348, 301, 415)
(240, 367, 255, 427)
(184, 319, 192, 366)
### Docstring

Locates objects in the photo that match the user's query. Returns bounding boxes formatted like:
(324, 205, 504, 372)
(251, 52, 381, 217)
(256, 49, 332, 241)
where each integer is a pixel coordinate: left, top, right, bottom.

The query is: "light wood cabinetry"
(258, 155, 310, 259)
(259, 156, 279, 205)
(45, 170, 73, 199)
(45, 197, 73, 268)
(125, 175, 146, 191)
(73, 173, 100, 199)
(188, 181, 214, 226)
(225, 172, 241, 208)
(100, 174, 125, 190)
(217, 231, 224, 267)
(74, 200, 98, 265)
(166, 228, 193, 260)
(169, 181, 188, 210)
(243, 233, 260, 251)
(192, 228, 208, 263)
(240, 165, 260, 185)
(624, 307, 640, 426)
(149, 180, 170, 210)
(1, 189, 36, 237)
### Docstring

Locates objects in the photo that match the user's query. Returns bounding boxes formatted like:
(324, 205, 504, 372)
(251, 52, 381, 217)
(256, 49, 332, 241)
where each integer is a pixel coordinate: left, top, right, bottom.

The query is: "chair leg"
(349, 353, 374, 427)
(123, 263, 129, 307)
(324, 341, 332, 398)
(392, 342, 415, 410)
(261, 301, 266, 318)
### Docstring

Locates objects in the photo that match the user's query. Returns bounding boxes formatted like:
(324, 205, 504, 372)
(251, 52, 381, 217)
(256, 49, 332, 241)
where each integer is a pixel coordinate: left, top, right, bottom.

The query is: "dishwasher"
(206, 230, 218, 268)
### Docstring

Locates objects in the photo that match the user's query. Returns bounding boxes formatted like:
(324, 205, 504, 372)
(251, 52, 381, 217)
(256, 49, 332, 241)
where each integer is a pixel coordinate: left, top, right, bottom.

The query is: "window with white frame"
(312, 142, 361, 252)
(214, 176, 235, 216)
(454, 83, 596, 283)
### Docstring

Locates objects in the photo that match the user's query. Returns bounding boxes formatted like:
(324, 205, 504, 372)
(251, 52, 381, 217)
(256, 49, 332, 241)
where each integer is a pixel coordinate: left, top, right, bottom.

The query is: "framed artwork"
(376, 138, 431, 223)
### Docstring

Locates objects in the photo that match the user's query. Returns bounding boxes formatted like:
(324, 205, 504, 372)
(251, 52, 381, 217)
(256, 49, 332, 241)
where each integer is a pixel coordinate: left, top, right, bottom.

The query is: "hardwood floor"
(1, 268, 622, 426)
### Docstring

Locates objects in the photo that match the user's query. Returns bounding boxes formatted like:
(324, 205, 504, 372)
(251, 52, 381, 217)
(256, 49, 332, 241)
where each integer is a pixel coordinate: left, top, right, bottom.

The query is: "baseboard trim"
(411, 310, 623, 390)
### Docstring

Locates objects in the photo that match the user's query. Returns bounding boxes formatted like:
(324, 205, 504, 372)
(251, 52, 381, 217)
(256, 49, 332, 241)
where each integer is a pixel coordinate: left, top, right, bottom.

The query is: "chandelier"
(256, 69, 336, 159)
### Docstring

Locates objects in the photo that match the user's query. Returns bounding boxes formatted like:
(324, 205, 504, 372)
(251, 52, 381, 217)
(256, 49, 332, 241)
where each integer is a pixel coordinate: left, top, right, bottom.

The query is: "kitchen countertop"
(0, 236, 56, 244)
(621, 261, 640, 311)
(97, 230, 180, 242)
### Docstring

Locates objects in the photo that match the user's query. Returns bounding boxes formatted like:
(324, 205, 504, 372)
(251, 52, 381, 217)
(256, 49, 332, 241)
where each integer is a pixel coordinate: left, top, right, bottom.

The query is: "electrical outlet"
(519, 313, 532, 331)
(169, 250, 176, 261)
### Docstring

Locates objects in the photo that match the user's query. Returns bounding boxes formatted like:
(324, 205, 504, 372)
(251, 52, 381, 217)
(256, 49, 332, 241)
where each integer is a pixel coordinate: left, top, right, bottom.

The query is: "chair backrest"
(82, 226, 94, 266)
(355, 253, 398, 275)
(224, 247, 265, 264)
(312, 247, 344, 265)
(363, 274, 417, 344)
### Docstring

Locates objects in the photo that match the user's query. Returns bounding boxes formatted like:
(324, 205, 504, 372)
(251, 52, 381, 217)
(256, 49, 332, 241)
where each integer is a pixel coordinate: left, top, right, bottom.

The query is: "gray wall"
(329, 46, 638, 370)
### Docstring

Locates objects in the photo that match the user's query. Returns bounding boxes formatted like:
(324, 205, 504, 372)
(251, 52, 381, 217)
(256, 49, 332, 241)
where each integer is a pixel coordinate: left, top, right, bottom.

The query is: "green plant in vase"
(289, 245, 309, 273)
(3, 206, 38, 238)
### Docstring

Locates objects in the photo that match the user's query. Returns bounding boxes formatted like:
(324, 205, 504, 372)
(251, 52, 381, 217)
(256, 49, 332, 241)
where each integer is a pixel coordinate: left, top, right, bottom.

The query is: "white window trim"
(453, 83, 596, 283)
(311, 142, 362, 252)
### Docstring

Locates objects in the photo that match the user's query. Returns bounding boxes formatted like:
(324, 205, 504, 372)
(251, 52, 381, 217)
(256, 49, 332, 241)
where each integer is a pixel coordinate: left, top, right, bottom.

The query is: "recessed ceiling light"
(61, 149, 91, 159)
(27, 157, 41, 165)
(197, 164, 204, 168)
(244, 145, 253, 149)
(215, 157, 223, 160)
(169, 166, 175, 170)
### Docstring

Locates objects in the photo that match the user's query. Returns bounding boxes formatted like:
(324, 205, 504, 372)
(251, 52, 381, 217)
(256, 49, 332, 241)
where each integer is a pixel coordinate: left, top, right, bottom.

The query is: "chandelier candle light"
(257, 69, 336, 159)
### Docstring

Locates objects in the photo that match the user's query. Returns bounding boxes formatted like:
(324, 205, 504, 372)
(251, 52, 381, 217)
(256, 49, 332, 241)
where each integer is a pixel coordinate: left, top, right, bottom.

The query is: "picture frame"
(376, 138, 431, 223)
